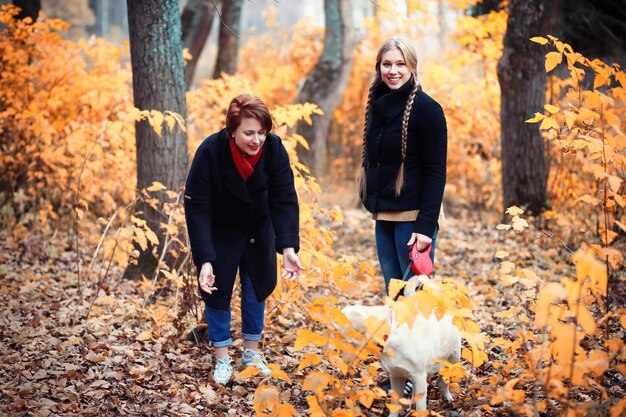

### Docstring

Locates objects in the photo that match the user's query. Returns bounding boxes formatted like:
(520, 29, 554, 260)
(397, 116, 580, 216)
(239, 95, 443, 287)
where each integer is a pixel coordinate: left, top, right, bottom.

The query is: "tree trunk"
(181, 0, 217, 89)
(126, 0, 188, 279)
(212, 0, 242, 78)
(13, 0, 40, 21)
(295, 0, 354, 174)
(497, 0, 558, 215)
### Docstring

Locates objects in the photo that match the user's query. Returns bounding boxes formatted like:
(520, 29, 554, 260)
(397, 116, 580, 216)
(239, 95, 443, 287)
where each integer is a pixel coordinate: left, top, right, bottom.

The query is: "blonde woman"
(359, 37, 447, 292)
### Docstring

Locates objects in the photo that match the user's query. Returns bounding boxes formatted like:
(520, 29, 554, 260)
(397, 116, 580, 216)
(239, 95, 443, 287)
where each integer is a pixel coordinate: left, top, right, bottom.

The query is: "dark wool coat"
(361, 79, 447, 237)
(184, 129, 300, 310)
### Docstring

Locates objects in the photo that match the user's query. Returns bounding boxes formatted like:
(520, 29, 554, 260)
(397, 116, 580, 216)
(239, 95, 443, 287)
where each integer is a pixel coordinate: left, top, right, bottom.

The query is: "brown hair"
(359, 37, 421, 197)
(226, 94, 273, 136)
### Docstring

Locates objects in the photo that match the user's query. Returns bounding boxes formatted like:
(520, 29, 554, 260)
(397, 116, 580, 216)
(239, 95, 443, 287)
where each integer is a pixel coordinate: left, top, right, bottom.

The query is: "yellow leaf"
(275, 403, 298, 417)
(535, 282, 568, 327)
(584, 90, 603, 109)
(551, 322, 580, 366)
(461, 346, 488, 367)
(75, 207, 84, 221)
(495, 250, 509, 259)
(437, 361, 466, 383)
(506, 206, 524, 216)
(133, 227, 148, 251)
(145, 229, 159, 246)
(307, 395, 326, 417)
(298, 353, 322, 371)
(136, 329, 154, 341)
(131, 215, 147, 227)
(545, 51, 562, 72)
(564, 110, 577, 129)
(500, 261, 516, 275)
(608, 175, 622, 192)
(574, 249, 608, 294)
(593, 70, 610, 89)
(605, 338, 625, 355)
(357, 389, 377, 408)
(388, 278, 406, 300)
(146, 181, 166, 192)
(539, 116, 559, 130)
(600, 229, 618, 246)
(126, 107, 142, 122)
(497, 307, 521, 319)
(238, 366, 261, 380)
(579, 108, 599, 122)
(149, 110, 164, 137)
(303, 372, 329, 393)
(525, 112, 545, 123)
(512, 216, 529, 231)
(544, 104, 559, 114)
(577, 304, 597, 335)
(530, 36, 549, 45)
(268, 364, 292, 383)
(85, 352, 105, 363)
(496, 224, 512, 231)
(253, 385, 279, 413)
(295, 329, 327, 349)
(164, 114, 176, 132)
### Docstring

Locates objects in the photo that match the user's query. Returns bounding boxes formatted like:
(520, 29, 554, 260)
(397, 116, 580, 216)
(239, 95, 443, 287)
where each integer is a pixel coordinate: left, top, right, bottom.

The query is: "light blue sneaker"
(240, 349, 272, 377)
(213, 356, 233, 385)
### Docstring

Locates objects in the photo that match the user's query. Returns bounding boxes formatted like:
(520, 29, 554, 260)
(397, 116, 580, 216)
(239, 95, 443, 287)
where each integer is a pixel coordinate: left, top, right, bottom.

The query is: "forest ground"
(1, 180, 624, 417)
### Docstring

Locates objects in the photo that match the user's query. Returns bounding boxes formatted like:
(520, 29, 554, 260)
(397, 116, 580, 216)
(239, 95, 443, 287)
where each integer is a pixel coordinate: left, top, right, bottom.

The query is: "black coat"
(184, 129, 300, 310)
(361, 80, 447, 237)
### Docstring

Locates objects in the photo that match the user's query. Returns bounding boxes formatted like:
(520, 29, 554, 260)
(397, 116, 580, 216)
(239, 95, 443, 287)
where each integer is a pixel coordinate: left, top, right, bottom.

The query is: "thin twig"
(211, 0, 239, 38)
(73, 121, 112, 298)
(151, 191, 184, 288)
(86, 210, 118, 282)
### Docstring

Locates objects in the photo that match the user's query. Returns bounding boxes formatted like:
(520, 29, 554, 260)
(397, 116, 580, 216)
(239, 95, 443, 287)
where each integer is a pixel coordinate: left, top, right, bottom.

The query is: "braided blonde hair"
(360, 37, 420, 197)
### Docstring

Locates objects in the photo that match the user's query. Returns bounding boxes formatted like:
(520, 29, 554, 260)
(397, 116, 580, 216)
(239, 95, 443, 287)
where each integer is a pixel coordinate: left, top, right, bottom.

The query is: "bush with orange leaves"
(0, 5, 136, 234)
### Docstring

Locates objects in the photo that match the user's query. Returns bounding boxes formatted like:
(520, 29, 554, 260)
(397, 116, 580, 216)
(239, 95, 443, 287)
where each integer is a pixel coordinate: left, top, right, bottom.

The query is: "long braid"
(394, 79, 420, 196)
(358, 82, 377, 196)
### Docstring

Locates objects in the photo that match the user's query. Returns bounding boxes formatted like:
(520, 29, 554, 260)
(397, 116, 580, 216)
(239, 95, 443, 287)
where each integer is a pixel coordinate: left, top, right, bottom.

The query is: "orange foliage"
(493, 207, 624, 417)
(0, 5, 137, 243)
(528, 35, 626, 250)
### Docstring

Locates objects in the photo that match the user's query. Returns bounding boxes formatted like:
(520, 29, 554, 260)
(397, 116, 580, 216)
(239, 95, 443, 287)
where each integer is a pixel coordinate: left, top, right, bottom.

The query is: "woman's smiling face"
(380, 48, 410, 90)
(233, 117, 266, 156)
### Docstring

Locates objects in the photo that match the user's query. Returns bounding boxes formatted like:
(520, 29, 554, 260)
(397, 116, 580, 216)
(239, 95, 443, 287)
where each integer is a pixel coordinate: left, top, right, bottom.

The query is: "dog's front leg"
(388, 374, 406, 417)
(436, 375, 453, 404)
(410, 372, 428, 410)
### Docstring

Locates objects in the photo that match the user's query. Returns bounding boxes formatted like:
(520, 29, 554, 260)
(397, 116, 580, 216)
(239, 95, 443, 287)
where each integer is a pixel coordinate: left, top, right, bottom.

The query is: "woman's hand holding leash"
(407, 232, 432, 251)
(282, 247, 304, 282)
(199, 262, 218, 294)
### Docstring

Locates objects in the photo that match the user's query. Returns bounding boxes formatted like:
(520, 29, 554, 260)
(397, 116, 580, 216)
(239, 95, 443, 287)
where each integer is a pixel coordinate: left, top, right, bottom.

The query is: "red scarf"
(229, 138, 262, 181)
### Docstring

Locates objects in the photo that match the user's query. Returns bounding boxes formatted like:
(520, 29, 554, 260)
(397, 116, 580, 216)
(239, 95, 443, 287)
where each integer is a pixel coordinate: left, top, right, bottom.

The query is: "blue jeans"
(205, 260, 265, 348)
(375, 220, 438, 293)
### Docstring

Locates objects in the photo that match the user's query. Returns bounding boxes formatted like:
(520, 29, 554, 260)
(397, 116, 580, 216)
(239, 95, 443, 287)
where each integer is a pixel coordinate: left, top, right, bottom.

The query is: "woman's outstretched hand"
(198, 262, 217, 294)
(407, 232, 432, 251)
(282, 247, 304, 282)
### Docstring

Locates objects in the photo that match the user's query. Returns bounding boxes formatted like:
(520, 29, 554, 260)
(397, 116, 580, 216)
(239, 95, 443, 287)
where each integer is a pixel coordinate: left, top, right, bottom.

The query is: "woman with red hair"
(184, 94, 303, 385)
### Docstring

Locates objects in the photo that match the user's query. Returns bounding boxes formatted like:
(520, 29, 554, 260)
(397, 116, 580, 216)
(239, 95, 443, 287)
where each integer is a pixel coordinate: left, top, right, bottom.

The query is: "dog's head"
(403, 274, 431, 297)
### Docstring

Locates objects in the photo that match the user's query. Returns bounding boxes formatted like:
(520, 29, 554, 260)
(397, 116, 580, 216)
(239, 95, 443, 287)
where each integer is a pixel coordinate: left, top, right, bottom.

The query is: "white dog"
(341, 276, 461, 416)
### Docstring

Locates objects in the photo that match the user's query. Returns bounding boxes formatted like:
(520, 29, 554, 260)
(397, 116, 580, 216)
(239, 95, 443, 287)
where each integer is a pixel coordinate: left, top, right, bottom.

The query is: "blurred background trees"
(1, 0, 624, 265)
